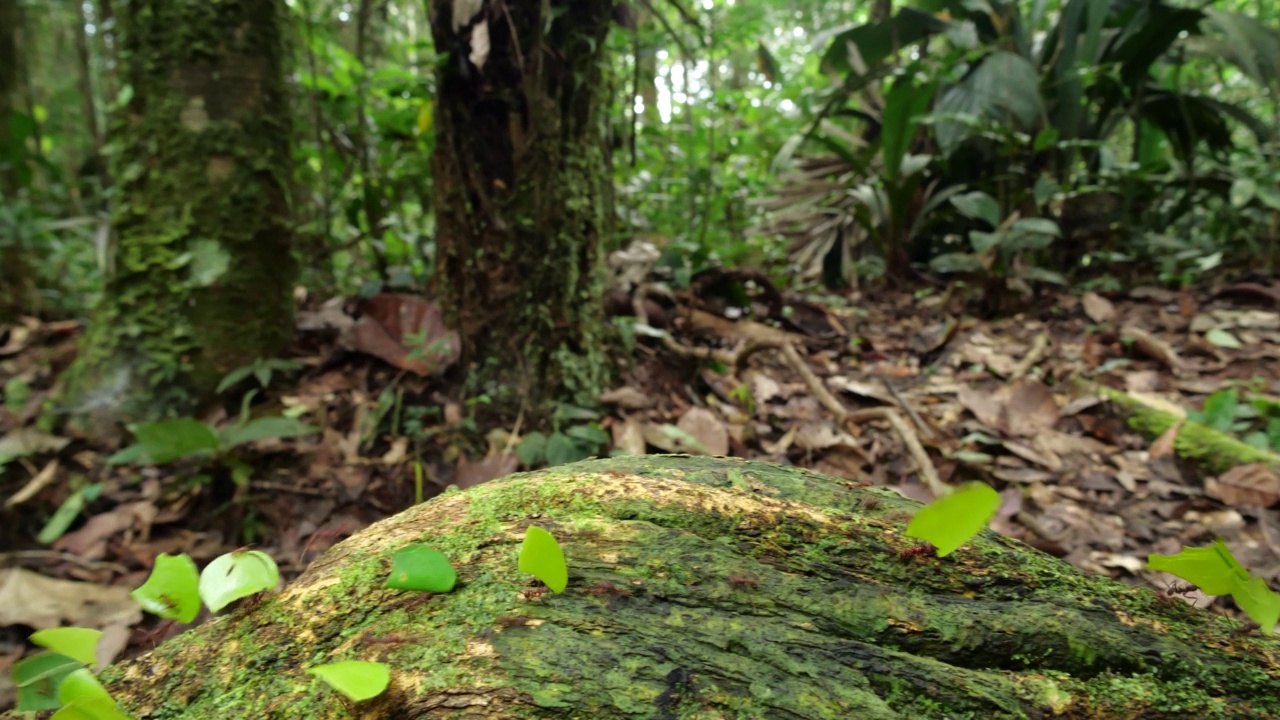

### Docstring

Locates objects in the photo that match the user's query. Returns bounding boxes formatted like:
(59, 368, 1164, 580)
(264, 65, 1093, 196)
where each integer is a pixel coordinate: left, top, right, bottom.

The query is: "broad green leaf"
(1147, 539, 1251, 596)
(57, 669, 114, 710)
(13, 652, 81, 711)
(38, 484, 99, 544)
(950, 191, 1000, 227)
(187, 239, 231, 287)
(905, 482, 1000, 557)
(969, 231, 1002, 254)
(546, 432, 593, 467)
(929, 252, 986, 275)
(131, 553, 201, 623)
(1232, 576, 1280, 633)
(309, 661, 390, 702)
(516, 432, 548, 466)
(386, 544, 457, 592)
(219, 416, 318, 450)
(121, 419, 220, 464)
(198, 550, 279, 613)
(564, 424, 609, 446)
(29, 628, 102, 667)
(518, 526, 568, 593)
(881, 75, 938, 180)
(1231, 178, 1258, 208)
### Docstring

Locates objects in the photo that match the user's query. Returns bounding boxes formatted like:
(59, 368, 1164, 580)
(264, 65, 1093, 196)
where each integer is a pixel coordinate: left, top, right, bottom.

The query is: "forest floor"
(5, 269, 1280, 708)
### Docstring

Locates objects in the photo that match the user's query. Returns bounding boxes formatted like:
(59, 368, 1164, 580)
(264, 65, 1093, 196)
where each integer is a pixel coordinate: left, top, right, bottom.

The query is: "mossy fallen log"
(89, 456, 1280, 718)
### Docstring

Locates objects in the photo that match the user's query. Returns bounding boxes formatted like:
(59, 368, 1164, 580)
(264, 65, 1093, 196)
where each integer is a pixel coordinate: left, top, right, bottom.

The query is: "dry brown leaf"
(0, 568, 141, 630)
(958, 377, 1058, 437)
(1148, 419, 1183, 460)
(53, 501, 157, 558)
(793, 420, 858, 451)
(1205, 464, 1280, 508)
(343, 294, 460, 376)
(5, 459, 58, 507)
(676, 407, 729, 456)
(1081, 292, 1116, 323)
(611, 415, 646, 456)
(600, 386, 653, 410)
(1122, 325, 1185, 374)
(454, 452, 520, 490)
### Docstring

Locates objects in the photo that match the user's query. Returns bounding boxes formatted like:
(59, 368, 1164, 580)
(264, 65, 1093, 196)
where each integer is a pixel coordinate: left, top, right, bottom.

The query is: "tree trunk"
(59, 0, 296, 431)
(0, 0, 30, 322)
(96, 456, 1280, 719)
(429, 0, 615, 409)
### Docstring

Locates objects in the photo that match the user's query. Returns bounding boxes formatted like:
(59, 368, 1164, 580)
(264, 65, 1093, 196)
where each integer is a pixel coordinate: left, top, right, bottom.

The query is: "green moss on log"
(83, 456, 1280, 718)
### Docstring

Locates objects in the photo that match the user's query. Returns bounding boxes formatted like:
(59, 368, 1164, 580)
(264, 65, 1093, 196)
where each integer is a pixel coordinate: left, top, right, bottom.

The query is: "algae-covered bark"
(94, 455, 1280, 719)
(60, 0, 296, 428)
(429, 0, 614, 409)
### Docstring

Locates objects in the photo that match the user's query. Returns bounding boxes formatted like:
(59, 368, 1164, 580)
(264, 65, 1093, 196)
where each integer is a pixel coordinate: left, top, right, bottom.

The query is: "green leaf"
(131, 553, 201, 623)
(29, 628, 102, 667)
(198, 550, 279, 613)
(219, 416, 319, 450)
(905, 482, 1001, 557)
(564, 424, 609, 446)
(518, 526, 568, 593)
(187, 239, 231, 287)
(120, 419, 220, 464)
(881, 75, 939, 180)
(1147, 539, 1251, 596)
(1200, 389, 1240, 433)
(308, 661, 390, 702)
(1204, 329, 1241, 349)
(50, 698, 134, 720)
(929, 252, 986, 275)
(1231, 178, 1258, 208)
(516, 432, 548, 466)
(950, 191, 1000, 227)
(546, 432, 593, 467)
(13, 652, 81, 711)
(969, 230, 1002, 254)
(386, 544, 457, 592)
(57, 669, 115, 710)
(1232, 576, 1280, 633)
(38, 485, 98, 544)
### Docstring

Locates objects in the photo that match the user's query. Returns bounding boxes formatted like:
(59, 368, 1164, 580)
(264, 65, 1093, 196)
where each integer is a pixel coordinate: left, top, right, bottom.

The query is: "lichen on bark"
(59, 0, 296, 431)
(81, 455, 1280, 719)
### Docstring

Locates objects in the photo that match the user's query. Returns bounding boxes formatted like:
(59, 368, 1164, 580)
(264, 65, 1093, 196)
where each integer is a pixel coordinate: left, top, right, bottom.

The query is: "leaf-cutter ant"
(899, 543, 937, 560)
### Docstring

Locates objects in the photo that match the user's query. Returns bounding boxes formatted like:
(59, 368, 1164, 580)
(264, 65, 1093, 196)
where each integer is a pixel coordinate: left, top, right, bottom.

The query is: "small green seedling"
(29, 628, 102, 667)
(518, 526, 568, 593)
(308, 661, 390, 702)
(198, 549, 279, 613)
(1148, 539, 1280, 632)
(12, 652, 81, 711)
(386, 544, 456, 592)
(131, 553, 201, 623)
(905, 482, 1001, 557)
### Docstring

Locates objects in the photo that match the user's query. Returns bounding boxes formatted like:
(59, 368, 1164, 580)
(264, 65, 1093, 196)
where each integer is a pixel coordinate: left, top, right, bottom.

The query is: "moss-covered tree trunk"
(60, 0, 296, 429)
(429, 0, 614, 408)
(93, 456, 1280, 719)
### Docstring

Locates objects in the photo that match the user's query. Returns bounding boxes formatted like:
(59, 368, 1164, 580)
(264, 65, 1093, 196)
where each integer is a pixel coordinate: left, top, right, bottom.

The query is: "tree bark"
(429, 0, 615, 409)
(95, 456, 1280, 719)
(59, 0, 296, 431)
(0, 0, 30, 322)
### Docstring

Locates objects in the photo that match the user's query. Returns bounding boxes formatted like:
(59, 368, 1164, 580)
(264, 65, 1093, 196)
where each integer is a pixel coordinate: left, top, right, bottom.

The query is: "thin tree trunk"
(60, 0, 296, 433)
(0, 0, 30, 322)
(429, 0, 615, 410)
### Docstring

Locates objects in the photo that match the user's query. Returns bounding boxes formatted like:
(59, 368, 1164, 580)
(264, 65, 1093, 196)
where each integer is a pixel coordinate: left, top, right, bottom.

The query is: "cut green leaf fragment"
(518, 525, 568, 593)
(57, 668, 116, 710)
(1147, 539, 1251, 596)
(198, 549, 279, 613)
(905, 482, 1001, 557)
(308, 660, 390, 702)
(131, 553, 201, 623)
(1148, 539, 1280, 632)
(50, 698, 134, 720)
(12, 652, 82, 712)
(386, 544, 456, 592)
(29, 627, 103, 667)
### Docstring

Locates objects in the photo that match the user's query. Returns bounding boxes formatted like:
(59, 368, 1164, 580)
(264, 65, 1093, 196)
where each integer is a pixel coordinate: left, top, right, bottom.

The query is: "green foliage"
(38, 481, 103, 544)
(516, 404, 611, 468)
(130, 552, 202, 623)
(198, 549, 280, 613)
(307, 661, 390, 703)
(905, 481, 1001, 557)
(386, 544, 457, 593)
(29, 628, 103, 667)
(215, 358, 304, 395)
(518, 526, 568, 593)
(12, 652, 81, 711)
(1148, 539, 1280, 632)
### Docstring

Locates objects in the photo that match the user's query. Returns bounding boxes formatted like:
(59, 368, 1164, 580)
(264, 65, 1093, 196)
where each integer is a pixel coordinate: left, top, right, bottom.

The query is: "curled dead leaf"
(1205, 464, 1280, 508)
